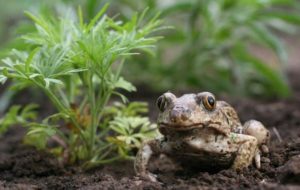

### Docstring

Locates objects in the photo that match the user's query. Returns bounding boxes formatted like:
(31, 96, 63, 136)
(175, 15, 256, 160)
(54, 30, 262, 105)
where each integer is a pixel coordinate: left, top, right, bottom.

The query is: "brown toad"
(135, 92, 270, 181)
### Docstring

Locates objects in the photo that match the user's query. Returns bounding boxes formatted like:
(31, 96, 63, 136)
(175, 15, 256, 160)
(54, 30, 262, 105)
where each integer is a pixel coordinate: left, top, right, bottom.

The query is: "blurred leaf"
(0, 104, 38, 134)
(114, 77, 136, 92)
(160, 2, 194, 17)
(233, 45, 290, 97)
(248, 22, 287, 64)
(262, 11, 300, 25)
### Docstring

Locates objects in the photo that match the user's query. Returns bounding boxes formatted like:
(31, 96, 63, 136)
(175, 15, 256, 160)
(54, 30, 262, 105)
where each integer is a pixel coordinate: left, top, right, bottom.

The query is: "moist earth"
(0, 73, 300, 190)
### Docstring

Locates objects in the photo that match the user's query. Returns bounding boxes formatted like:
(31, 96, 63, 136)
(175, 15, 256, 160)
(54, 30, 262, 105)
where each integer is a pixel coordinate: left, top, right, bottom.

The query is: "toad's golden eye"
(156, 95, 167, 112)
(203, 95, 216, 111)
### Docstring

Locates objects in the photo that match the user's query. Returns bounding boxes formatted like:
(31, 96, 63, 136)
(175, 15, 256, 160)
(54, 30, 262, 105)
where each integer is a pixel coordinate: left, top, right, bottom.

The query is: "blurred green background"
(1, 0, 300, 99)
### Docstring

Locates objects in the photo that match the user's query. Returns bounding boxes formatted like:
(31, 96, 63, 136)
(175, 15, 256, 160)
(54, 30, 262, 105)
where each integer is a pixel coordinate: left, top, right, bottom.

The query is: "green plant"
(115, 0, 300, 97)
(92, 101, 157, 167)
(0, 5, 161, 167)
(0, 0, 88, 112)
(0, 104, 37, 134)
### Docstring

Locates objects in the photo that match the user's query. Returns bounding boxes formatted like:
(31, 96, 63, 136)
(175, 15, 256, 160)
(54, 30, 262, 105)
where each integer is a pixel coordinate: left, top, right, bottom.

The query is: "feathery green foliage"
(0, 5, 161, 167)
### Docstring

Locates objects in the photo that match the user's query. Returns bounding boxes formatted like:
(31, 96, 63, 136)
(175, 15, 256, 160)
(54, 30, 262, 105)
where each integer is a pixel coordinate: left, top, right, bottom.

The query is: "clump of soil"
(0, 73, 300, 189)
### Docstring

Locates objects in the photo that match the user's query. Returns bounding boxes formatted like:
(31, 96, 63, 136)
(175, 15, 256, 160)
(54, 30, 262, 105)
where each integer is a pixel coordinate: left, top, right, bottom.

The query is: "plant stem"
(87, 73, 97, 159)
(96, 90, 111, 123)
(56, 86, 69, 107)
(115, 59, 125, 78)
(83, 156, 122, 169)
(32, 79, 89, 148)
(96, 59, 125, 122)
(79, 96, 88, 113)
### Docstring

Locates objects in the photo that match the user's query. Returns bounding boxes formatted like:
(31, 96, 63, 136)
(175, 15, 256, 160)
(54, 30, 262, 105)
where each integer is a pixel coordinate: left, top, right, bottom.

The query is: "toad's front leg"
(231, 133, 258, 170)
(134, 137, 168, 182)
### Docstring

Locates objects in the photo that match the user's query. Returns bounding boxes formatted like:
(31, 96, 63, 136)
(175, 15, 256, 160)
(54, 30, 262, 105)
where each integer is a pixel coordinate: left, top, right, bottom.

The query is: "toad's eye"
(203, 95, 216, 111)
(156, 92, 176, 112)
(156, 95, 167, 112)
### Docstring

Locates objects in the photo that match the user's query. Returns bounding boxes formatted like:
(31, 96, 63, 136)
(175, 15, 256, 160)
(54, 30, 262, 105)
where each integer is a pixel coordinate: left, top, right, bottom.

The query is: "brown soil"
(0, 73, 300, 190)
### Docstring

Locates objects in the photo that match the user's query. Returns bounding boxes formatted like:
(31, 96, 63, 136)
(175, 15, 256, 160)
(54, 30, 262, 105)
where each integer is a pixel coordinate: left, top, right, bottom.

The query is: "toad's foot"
(243, 120, 270, 154)
(134, 138, 165, 182)
(231, 133, 258, 170)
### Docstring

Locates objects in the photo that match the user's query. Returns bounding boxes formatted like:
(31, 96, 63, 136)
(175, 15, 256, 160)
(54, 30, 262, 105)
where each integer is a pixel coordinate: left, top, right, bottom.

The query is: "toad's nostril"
(170, 107, 191, 122)
(170, 110, 180, 122)
(181, 110, 191, 121)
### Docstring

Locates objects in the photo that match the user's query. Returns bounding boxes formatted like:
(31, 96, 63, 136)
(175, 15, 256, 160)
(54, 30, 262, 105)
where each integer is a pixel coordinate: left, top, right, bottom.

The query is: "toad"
(134, 92, 270, 181)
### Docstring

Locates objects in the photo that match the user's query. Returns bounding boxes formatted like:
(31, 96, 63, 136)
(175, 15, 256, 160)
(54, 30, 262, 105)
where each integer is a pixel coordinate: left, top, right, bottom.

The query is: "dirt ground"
(0, 71, 300, 190)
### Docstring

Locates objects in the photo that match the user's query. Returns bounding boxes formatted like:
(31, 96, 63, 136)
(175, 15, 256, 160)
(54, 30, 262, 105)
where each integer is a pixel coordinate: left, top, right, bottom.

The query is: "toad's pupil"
(208, 96, 215, 106)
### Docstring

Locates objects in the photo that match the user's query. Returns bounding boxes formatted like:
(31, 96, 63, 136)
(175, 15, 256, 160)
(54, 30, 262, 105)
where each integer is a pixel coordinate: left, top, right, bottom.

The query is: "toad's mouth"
(158, 121, 226, 134)
(158, 122, 221, 130)
(158, 122, 204, 130)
